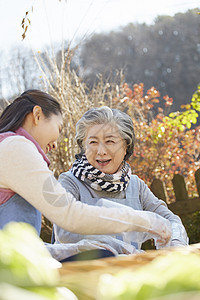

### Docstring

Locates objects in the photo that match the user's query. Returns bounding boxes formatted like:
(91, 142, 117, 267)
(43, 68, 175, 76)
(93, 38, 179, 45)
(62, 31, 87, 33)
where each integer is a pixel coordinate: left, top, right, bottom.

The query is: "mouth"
(96, 159, 111, 166)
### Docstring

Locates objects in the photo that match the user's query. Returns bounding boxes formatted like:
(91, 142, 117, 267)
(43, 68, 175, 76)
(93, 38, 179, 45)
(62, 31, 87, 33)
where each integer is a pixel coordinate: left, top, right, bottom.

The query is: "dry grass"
(35, 47, 126, 177)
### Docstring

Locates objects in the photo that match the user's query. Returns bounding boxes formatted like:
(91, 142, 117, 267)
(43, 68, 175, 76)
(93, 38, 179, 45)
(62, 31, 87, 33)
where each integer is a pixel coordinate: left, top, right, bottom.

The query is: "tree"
(79, 9, 200, 112)
(111, 82, 200, 202)
(38, 45, 200, 203)
(2, 47, 42, 99)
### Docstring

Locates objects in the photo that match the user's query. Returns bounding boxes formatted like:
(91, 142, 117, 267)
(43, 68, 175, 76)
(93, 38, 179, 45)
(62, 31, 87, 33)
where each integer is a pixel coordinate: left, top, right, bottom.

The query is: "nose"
(97, 142, 107, 155)
(52, 141, 57, 150)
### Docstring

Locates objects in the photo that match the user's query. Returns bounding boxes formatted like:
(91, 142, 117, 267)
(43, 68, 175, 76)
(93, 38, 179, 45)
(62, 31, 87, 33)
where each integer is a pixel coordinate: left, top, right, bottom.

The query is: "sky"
(0, 0, 199, 52)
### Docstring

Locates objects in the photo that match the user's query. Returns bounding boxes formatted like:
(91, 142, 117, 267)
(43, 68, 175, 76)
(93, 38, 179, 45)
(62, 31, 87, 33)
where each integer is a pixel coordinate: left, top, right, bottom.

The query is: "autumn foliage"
(36, 48, 200, 204)
(112, 83, 200, 202)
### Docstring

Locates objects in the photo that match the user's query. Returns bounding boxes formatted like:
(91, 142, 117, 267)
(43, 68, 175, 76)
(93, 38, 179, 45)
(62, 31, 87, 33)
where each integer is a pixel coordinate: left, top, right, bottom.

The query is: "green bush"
(182, 211, 200, 244)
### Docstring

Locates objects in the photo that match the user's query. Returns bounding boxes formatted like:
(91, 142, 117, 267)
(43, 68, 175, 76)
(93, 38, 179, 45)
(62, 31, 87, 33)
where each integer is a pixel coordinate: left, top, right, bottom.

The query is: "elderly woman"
(53, 106, 188, 256)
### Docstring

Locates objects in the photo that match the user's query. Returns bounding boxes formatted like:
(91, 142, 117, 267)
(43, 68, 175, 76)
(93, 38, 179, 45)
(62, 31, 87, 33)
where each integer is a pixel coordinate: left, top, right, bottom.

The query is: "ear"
(123, 141, 128, 159)
(32, 106, 43, 125)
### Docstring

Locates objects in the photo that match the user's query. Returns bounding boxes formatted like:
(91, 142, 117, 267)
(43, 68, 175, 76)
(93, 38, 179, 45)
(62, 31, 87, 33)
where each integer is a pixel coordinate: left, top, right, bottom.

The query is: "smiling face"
(35, 112, 63, 154)
(23, 106, 63, 154)
(84, 123, 127, 174)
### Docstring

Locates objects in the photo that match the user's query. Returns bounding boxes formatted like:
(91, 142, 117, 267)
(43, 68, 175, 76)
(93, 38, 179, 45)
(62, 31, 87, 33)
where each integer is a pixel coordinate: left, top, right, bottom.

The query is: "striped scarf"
(71, 155, 131, 192)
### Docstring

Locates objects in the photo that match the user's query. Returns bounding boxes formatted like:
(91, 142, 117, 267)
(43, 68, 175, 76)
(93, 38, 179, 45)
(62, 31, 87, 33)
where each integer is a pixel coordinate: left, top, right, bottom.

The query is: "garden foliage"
(38, 49, 200, 203)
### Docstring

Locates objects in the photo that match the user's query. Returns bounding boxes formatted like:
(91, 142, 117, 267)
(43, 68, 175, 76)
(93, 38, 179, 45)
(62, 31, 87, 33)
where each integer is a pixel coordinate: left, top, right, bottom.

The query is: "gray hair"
(76, 106, 135, 160)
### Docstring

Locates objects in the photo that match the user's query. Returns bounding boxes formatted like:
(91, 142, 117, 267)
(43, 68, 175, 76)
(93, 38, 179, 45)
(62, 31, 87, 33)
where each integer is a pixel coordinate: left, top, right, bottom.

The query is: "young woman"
(53, 106, 188, 256)
(0, 91, 171, 254)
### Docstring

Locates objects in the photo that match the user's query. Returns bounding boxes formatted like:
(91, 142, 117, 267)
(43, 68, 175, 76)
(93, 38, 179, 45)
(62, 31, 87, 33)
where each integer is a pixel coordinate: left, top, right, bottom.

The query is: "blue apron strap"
(0, 194, 41, 235)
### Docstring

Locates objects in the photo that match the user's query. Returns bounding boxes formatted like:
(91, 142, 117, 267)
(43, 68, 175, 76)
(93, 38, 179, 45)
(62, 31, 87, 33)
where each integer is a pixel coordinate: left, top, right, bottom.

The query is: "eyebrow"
(88, 134, 119, 139)
(105, 135, 118, 139)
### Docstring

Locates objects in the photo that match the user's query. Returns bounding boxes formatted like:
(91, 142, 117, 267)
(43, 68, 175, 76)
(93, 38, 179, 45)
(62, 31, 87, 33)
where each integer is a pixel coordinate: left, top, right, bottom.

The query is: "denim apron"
(54, 171, 144, 249)
(0, 193, 41, 234)
(0, 128, 49, 235)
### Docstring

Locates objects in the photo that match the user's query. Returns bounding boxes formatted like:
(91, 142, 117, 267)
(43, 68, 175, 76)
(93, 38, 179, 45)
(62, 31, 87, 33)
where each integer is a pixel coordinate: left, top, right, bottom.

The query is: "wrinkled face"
(34, 112, 63, 154)
(84, 123, 127, 174)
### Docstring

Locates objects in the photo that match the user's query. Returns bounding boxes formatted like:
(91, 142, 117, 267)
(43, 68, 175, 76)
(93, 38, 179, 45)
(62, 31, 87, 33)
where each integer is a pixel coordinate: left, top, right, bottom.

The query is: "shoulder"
(128, 175, 149, 197)
(0, 136, 39, 161)
(0, 135, 37, 153)
(130, 174, 144, 186)
(58, 171, 80, 200)
(59, 171, 76, 184)
(0, 135, 46, 168)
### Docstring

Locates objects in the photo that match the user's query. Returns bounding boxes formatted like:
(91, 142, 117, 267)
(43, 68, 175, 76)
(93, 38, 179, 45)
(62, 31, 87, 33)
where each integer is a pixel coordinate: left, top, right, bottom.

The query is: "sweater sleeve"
(0, 136, 171, 242)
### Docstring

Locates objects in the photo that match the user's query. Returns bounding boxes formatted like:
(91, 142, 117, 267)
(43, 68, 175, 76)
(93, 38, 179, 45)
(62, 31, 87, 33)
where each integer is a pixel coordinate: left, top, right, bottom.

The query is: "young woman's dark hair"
(0, 90, 62, 133)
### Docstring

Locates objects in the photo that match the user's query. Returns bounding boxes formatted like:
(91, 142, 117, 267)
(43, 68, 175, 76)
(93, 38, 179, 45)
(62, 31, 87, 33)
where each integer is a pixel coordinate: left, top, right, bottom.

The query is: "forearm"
(7, 169, 171, 238)
(139, 177, 188, 246)
(0, 138, 170, 241)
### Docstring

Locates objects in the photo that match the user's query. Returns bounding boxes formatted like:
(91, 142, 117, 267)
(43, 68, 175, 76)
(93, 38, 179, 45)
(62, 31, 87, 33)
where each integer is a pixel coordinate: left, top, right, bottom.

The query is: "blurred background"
(1, 0, 200, 245)
(0, 0, 199, 108)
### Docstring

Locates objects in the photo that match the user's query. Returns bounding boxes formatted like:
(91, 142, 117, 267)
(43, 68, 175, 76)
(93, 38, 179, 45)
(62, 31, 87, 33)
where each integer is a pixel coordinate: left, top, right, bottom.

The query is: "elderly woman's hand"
(96, 198, 172, 246)
(147, 213, 172, 248)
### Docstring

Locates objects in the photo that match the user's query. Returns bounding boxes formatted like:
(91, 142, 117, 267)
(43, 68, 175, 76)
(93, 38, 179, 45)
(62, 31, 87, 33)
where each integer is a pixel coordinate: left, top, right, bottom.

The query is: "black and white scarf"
(71, 155, 131, 192)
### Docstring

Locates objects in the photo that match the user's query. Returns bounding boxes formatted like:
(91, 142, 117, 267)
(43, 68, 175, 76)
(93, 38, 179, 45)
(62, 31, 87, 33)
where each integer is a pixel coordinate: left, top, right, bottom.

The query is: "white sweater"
(0, 135, 171, 241)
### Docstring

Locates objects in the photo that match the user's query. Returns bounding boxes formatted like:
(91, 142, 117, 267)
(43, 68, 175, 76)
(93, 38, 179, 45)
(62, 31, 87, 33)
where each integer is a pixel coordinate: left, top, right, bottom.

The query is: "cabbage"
(0, 222, 77, 300)
(97, 251, 200, 300)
